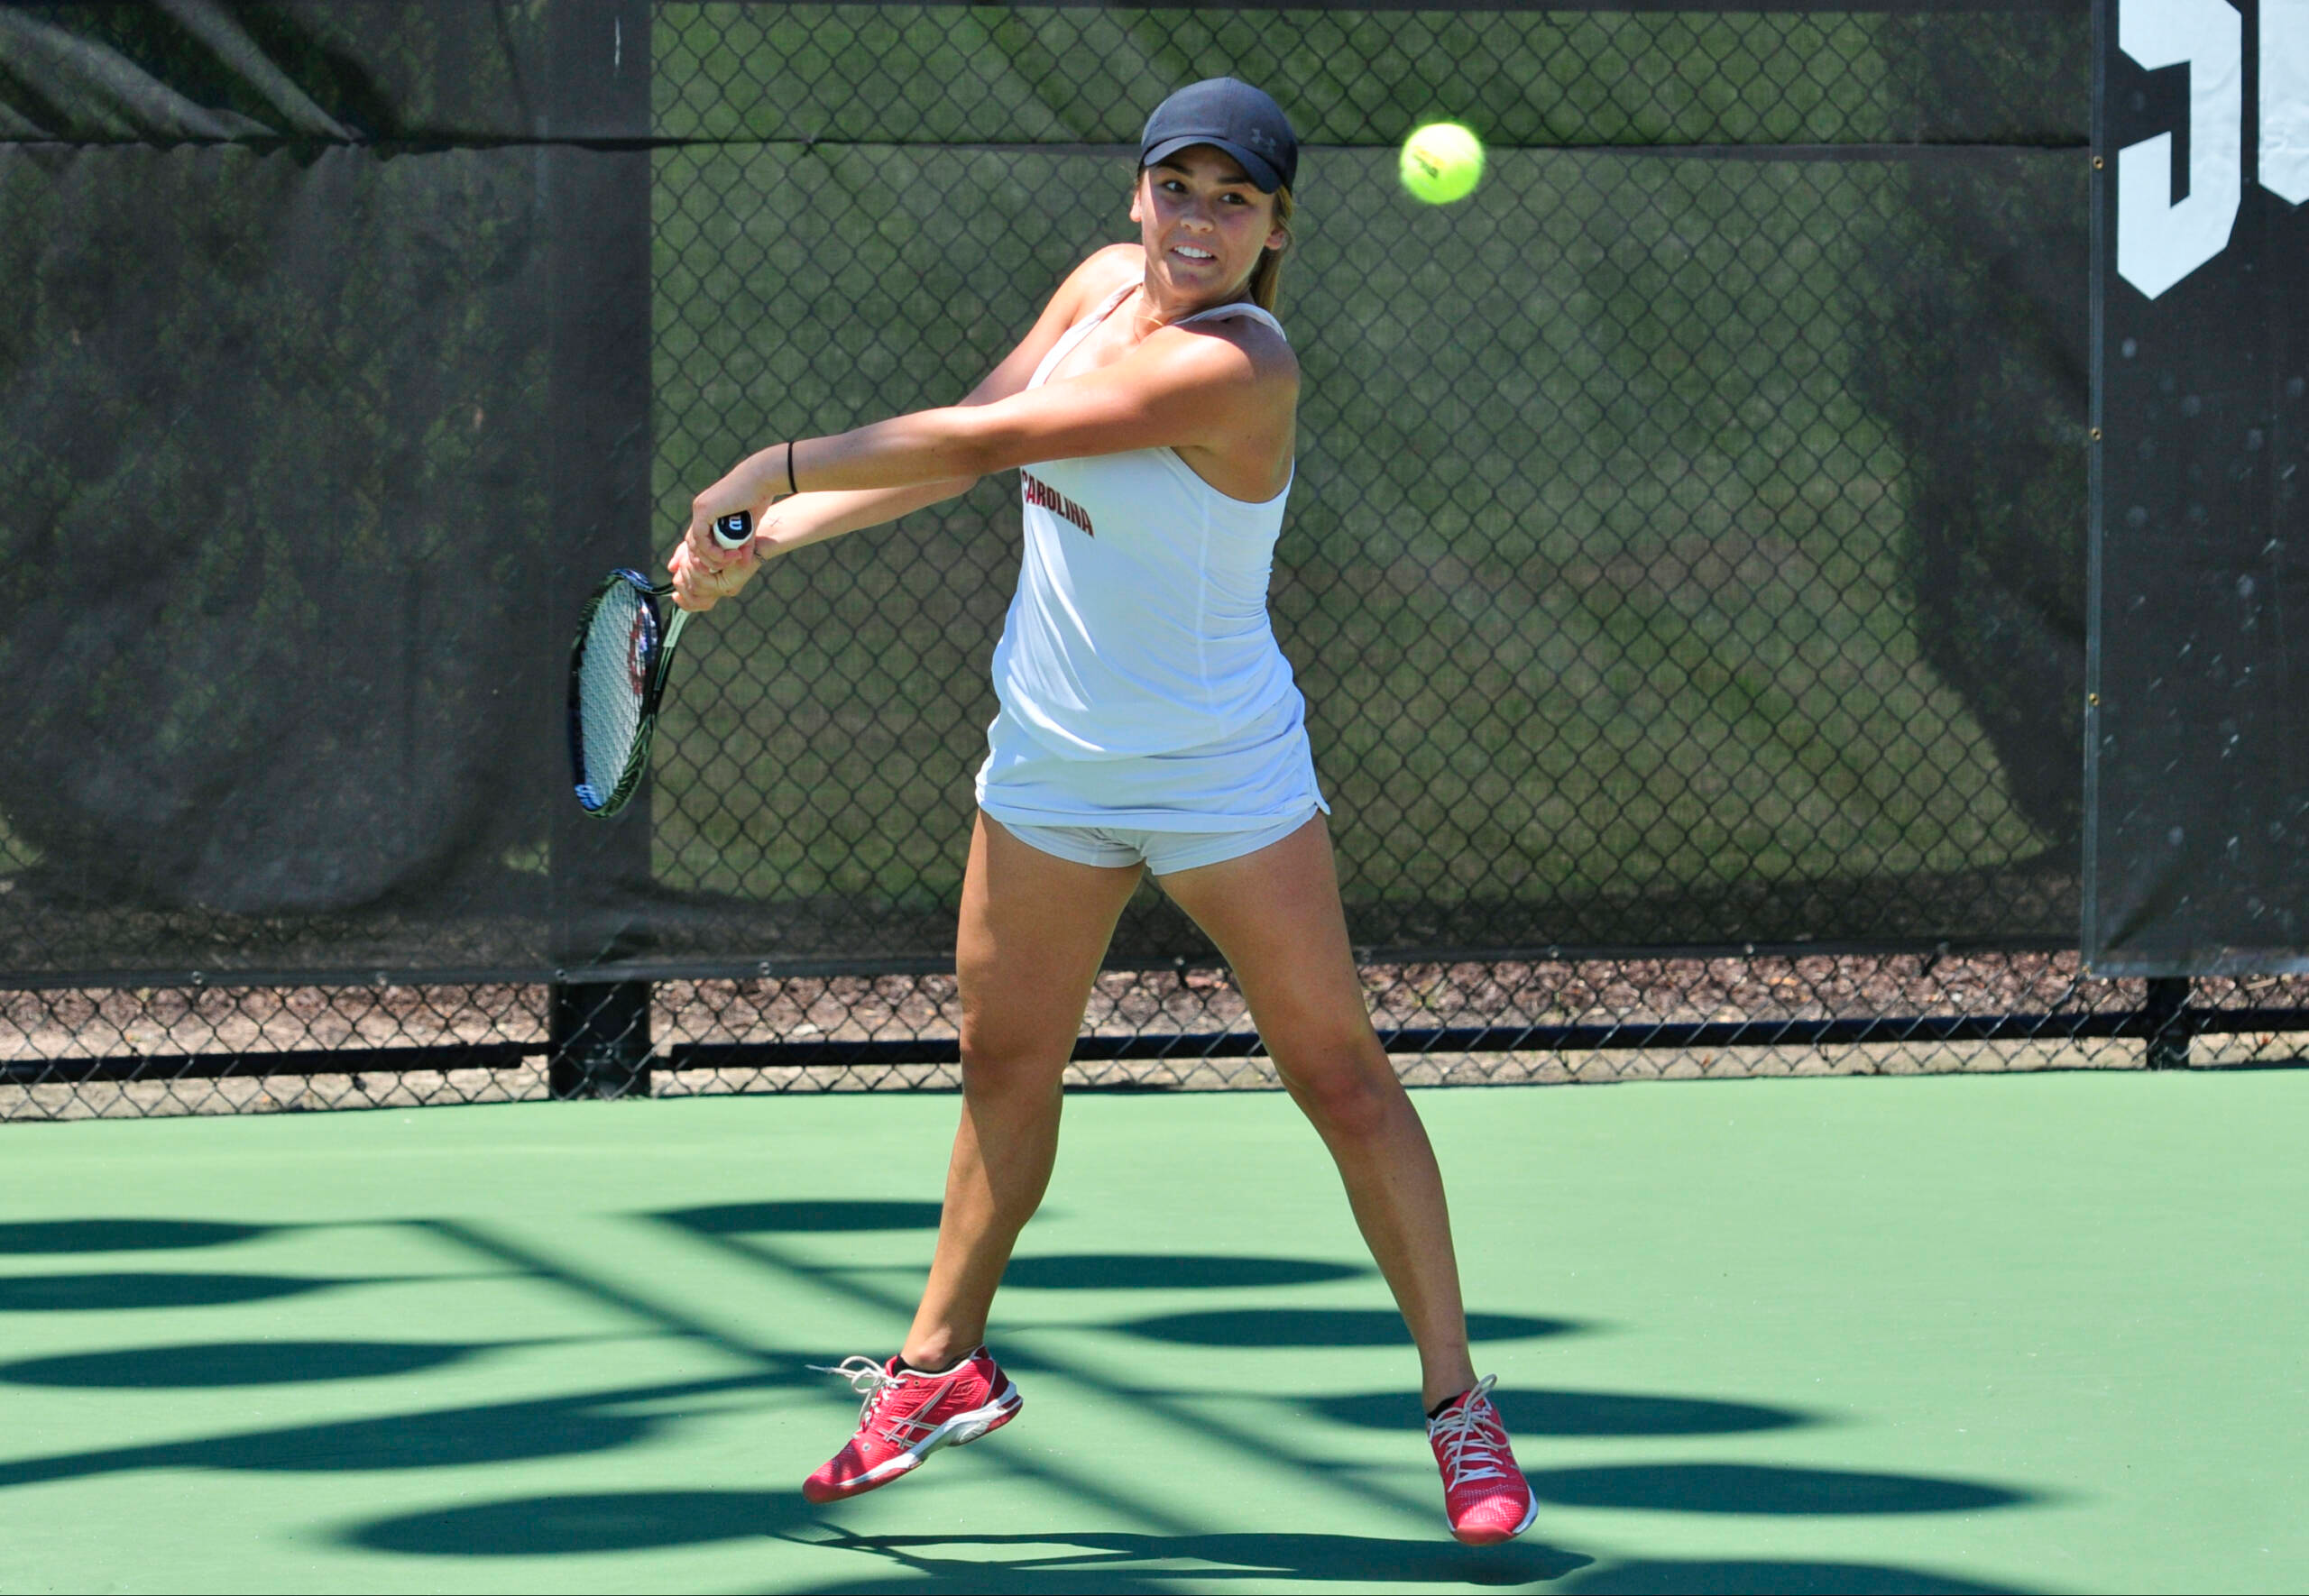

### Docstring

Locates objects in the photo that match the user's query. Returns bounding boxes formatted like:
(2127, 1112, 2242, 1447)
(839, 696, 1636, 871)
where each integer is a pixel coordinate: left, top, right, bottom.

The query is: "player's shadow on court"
(343, 1491, 817, 1555)
(792, 1528, 1592, 1589)
(783, 1527, 2034, 1592)
(345, 1504, 1596, 1587)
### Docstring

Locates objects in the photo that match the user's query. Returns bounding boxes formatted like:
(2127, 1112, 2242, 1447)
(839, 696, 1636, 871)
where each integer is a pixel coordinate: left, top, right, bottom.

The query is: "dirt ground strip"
(3, 954, 2304, 1120)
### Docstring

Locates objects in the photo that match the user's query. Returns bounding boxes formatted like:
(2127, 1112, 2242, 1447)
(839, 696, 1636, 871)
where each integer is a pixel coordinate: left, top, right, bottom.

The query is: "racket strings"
(575, 583, 656, 811)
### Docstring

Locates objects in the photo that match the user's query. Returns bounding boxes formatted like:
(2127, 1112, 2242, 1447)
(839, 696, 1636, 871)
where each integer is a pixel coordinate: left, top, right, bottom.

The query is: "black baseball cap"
(1139, 78, 1298, 195)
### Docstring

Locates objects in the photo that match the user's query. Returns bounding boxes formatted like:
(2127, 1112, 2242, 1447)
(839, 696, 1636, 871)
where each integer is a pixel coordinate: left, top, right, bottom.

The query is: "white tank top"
(974, 283, 1329, 830)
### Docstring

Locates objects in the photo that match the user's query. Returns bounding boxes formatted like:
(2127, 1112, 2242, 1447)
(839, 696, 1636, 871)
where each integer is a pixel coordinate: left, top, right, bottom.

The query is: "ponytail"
(1247, 185, 1294, 312)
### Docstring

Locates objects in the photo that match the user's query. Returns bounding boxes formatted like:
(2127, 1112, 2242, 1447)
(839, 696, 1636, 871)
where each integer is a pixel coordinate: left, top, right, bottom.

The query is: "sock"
(900, 1351, 971, 1378)
(1427, 1388, 1472, 1421)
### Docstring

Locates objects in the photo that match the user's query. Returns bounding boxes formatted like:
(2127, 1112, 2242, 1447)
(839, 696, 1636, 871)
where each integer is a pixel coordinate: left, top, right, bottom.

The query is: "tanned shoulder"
(1083, 243, 1145, 305)
(1163, 308, 1298, 396)
(1217, 312, 1297, 381)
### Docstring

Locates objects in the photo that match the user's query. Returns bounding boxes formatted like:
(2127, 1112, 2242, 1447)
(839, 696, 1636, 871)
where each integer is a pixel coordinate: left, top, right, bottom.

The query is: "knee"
(957, 1022, 1068, 1102)
(1279, 1041, 1402, 1142)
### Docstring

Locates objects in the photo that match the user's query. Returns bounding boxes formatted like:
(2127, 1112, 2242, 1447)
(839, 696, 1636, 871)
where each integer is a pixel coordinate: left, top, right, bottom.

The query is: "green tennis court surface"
(3, 1069, 2303, 1594)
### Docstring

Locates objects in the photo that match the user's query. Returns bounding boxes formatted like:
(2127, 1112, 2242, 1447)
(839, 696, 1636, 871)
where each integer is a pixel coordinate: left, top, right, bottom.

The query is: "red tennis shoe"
(1428, 1375, 1538, 1545)
(802, 1348, 1022, 1504)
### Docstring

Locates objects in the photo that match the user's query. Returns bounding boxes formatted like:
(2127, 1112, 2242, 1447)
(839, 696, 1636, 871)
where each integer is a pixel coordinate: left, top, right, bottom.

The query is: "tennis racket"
(567, 510, 754, 818)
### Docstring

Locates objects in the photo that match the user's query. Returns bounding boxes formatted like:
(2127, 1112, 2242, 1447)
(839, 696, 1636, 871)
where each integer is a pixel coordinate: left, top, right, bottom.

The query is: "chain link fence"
(10, 959, 2309, 1120)
(2, 2, 2303, 1121)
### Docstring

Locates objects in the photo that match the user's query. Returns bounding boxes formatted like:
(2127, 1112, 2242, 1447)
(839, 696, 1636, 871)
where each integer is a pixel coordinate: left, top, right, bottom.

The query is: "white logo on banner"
(2118, 0, 2308, 296)
(2268, 0, 2309, 203)
(2118, 0, 2242, 298)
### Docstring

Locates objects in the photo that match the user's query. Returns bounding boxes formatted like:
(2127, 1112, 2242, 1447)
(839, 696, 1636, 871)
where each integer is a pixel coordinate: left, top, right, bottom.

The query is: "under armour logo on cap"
(1138, 77, 1299, 194)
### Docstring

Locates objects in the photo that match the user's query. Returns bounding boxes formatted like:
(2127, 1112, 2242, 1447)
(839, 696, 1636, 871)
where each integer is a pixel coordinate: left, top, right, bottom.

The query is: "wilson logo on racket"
(570, 569, 700, 819)
(1022, 471, 1094, 537)
(627, 610, 652, 697)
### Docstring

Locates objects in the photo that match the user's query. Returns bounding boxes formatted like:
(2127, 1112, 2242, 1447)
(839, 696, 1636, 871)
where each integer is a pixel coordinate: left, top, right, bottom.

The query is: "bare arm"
(688, 326, 1283, 542)
(825, 336, 1281, 485)
(670, 245, 1142, 610)
(740, 255, 1132, 556)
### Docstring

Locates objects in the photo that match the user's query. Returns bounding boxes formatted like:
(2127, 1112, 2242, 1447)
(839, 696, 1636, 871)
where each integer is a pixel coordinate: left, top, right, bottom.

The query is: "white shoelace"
(1428, 1373, 1513, 1488)
(810, 1354, 942, 1442)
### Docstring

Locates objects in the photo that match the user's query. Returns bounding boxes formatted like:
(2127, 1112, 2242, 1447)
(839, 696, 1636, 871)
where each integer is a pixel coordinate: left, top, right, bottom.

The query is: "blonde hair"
(1247, 184, 1293, 312)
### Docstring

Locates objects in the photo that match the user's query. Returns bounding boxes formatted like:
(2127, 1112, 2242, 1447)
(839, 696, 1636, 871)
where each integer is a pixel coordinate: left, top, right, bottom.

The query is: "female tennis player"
(671, 78, 1535, 1546)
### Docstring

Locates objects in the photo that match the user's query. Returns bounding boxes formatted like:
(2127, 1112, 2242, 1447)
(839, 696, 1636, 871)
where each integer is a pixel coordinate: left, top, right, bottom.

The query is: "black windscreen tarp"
(2084, 0, 2309, 976)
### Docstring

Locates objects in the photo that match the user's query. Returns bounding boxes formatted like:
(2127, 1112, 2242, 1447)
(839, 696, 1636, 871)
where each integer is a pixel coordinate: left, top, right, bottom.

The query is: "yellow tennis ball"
(1400, 122, 1485, 205)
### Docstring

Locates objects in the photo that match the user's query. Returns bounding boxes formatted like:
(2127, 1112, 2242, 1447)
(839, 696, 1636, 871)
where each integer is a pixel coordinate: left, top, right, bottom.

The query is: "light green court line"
(0, 1069, 2304, 1594)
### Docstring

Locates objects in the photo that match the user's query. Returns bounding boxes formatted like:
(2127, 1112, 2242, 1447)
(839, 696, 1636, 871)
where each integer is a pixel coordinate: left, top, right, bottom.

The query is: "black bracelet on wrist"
(786, 438, 797, 497)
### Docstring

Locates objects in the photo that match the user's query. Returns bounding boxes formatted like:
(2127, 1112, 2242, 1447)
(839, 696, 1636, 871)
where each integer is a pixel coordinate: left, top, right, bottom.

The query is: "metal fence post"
(2142, 977, 2193, 1070)
(549, 980, 654, 1100)
(544, 0, 656, 1099)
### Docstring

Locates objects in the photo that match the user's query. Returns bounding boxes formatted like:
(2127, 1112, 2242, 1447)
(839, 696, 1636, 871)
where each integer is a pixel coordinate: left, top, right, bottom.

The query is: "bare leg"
(1159, 817, 1479, 1409)
(898, 813, 1142, 1371)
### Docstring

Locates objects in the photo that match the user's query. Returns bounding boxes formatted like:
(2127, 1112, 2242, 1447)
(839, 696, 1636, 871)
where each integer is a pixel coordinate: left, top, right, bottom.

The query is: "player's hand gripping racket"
(567, 510, 754, 817)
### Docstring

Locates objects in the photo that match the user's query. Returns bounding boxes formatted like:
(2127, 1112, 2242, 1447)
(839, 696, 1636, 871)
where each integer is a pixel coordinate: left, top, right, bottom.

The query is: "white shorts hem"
(988, 809, 1320, 876)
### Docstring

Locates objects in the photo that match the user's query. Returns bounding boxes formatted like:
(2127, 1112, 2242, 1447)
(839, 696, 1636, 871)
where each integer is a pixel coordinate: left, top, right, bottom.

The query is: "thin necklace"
(1131, 286, 1246, 339)
(1129, 289, 1173, 338)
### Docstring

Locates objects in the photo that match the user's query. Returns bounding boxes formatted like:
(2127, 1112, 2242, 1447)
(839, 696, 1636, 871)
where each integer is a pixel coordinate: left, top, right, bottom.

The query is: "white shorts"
(993, 809, 1320, 876)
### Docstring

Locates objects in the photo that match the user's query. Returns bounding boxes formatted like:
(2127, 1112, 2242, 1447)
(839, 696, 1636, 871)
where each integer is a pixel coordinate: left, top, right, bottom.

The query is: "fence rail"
(6, 960, 2304, 1121)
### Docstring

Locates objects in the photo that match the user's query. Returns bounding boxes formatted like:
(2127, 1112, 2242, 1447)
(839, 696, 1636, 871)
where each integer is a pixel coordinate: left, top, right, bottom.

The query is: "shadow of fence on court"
(0, 1201, 2050, 1590)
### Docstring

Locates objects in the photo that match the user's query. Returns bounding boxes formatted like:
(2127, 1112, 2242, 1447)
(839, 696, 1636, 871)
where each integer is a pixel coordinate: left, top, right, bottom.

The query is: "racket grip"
(711, 510, 753, 549)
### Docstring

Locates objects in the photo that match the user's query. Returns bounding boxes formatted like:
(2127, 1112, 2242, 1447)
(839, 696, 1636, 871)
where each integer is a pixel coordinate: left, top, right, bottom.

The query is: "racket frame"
(567, 570, 687, 820)
(566, 511, 753, 818)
